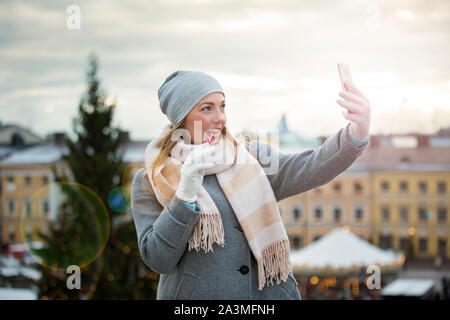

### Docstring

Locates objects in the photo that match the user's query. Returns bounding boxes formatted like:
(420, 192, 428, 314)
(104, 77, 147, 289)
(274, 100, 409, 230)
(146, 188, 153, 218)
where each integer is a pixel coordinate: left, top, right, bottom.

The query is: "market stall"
(290, 228, 405, 299)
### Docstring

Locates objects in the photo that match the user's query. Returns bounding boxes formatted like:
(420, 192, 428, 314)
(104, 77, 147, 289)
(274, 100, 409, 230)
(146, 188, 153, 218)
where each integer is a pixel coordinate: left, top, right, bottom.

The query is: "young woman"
(131, 70, 371, 300)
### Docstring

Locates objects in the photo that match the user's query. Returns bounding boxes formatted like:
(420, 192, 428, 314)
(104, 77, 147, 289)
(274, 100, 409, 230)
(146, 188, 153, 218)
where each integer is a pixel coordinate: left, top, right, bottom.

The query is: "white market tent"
(381, 279, 435, 299)
(0, 288, 37, 300)
(290, 228, 405, 274)
(0, 255, 42, 281)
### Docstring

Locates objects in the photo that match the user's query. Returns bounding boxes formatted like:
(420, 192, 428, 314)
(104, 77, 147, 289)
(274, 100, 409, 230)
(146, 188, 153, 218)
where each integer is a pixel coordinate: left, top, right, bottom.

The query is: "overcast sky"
(0, 0, 449, 141)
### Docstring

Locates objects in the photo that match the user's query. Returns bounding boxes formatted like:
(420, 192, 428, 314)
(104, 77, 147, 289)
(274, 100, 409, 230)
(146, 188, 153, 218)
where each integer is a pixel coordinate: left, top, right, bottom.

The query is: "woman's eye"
(201, 105, 225, 111)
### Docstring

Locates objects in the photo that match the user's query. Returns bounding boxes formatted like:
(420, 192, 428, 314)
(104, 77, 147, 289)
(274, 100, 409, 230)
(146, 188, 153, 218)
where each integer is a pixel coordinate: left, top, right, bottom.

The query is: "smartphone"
(337, 63, 353, 91)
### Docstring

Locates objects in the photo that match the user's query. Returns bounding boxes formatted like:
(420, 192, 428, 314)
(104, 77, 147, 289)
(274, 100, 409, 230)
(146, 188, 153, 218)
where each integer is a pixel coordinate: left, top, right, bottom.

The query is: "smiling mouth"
(206, 129, 221, 136)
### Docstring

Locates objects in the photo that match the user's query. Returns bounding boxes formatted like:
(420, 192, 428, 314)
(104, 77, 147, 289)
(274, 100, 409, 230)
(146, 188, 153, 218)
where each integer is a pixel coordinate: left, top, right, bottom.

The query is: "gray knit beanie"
(158, 70, 225, 125)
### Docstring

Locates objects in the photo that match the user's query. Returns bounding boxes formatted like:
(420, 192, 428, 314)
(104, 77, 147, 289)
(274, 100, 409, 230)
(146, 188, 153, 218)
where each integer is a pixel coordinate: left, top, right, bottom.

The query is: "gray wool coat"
(130, 123, 369, 300)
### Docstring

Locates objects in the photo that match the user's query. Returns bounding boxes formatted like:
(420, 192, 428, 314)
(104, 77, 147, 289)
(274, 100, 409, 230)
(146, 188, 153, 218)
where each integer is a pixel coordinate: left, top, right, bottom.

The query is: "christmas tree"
(34, 53, 158, 299)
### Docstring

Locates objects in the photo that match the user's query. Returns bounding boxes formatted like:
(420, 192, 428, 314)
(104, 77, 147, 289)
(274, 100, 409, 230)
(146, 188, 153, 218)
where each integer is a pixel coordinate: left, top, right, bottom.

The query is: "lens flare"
(20, 181, 110, 272)
(107, 186, 130, 214)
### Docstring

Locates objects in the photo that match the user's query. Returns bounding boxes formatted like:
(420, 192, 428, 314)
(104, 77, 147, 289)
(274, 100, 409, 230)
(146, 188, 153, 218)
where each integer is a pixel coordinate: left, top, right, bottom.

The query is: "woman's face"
(183, 92, 226, 145)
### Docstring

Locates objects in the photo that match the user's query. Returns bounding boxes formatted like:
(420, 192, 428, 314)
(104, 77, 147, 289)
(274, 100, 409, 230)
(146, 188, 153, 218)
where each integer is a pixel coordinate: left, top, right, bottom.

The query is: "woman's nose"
(213, 110, 226, 123)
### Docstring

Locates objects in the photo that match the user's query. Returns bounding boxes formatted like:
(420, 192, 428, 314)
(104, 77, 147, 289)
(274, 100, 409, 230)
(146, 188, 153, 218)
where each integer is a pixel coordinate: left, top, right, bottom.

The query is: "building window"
(381, 207, 390, 222)
(419, 238, 428, 253)
(380, 235, 392, 250)
(399, 181, 408, 192)
(438, 208, 447, 223)
(314, 206, 323, 223)
(7, 198, 15, 217)
(11, 133, 24, 146)
(437, 182, 446, 194)
(418, 207, 428, 222)
(400, 206, 409, 223)
(7, 176, 14, 183)
(23, 198, 32, 218)
(293, 208, 301, 219)
(9, 230, 15, 243)
(291, 205, 303, 222)
(355, 207, 364, 224)
(25, 175, 31, 186)
(438, 239, 447, 258)
(333, 207, 342, 223)
(400, 156, 411, 165)
(354, 182, 363, 194)
(333, 182, 341, 193)
(43, 176, 49, 185)
(292, 236, 302, 249)
(400, 237, 408, 252)
(381, 181, 389, 192)
(42, 198, 49, 218)
(26, 231, 32, 243)
(418, 182, 427, 194)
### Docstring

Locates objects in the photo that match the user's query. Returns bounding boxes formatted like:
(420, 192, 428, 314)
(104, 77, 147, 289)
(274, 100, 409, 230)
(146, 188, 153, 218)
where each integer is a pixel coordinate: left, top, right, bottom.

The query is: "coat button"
(239, 265, 249, 275)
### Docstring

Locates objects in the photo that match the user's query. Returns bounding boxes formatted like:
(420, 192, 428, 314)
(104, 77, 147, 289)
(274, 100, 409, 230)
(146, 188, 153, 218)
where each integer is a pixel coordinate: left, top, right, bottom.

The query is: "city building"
(0, 118, 449, 262)
(367, 135, 450, 259)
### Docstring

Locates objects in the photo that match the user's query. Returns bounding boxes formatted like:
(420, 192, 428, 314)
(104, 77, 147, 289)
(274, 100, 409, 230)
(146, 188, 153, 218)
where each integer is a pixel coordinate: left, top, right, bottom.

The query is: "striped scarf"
(144, 124, 291, 290)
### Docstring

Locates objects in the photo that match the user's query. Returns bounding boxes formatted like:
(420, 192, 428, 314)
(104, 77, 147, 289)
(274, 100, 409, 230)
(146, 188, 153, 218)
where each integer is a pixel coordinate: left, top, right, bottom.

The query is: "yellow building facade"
(1, 134, 449, 262)
(373, 171, 449, 258)
(280, 170, 373, 250)
(1, 165, 54, 244)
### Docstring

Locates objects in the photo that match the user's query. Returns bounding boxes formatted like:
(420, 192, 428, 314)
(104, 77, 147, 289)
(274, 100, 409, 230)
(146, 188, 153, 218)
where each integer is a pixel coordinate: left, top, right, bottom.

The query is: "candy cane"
(207, 131, 213, 144)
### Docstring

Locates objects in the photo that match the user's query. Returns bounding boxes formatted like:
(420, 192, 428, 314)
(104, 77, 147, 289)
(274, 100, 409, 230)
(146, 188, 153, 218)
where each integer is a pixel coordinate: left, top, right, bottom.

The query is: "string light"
(310, 276, 319, 285)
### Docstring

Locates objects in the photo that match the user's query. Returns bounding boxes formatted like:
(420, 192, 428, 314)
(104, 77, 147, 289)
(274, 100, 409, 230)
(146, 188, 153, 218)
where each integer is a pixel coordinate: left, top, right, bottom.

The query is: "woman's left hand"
(336, 82, 371, 140)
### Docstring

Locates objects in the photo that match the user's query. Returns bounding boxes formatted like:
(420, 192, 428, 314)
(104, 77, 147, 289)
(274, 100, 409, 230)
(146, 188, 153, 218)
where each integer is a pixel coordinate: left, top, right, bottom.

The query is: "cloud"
(396, 9, 417, 21)
(0, 0, 449, 140)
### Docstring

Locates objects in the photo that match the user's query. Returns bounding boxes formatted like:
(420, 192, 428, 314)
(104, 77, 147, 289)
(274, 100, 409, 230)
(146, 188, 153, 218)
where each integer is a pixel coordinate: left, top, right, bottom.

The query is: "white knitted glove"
(175, 143, 216, 203)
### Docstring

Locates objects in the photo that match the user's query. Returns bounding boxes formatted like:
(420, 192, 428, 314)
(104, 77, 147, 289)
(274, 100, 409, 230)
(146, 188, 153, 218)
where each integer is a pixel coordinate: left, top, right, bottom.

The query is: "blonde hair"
(149, 119, 239, 169)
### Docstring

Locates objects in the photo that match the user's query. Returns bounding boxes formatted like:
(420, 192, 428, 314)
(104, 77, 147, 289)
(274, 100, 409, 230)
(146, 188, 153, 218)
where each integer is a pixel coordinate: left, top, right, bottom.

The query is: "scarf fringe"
(188, 212, 225, 253)
(257, 239, 291, 290)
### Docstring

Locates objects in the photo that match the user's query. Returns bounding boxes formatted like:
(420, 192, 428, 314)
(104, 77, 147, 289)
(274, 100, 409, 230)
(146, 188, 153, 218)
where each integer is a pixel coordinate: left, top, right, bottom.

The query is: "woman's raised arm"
(246, 123, 369, 202)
